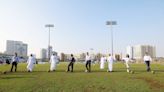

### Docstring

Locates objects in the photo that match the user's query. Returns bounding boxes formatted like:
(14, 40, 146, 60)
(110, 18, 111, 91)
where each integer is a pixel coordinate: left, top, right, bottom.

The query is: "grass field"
(0, 62, 164, 92)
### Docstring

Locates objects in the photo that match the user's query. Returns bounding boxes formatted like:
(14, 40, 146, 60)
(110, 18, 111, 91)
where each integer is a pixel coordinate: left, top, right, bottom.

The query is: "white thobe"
(100, 57, 106, 69)
(122, 58, 130, 69)
(50, 55, 59, 71)
(27, 56, 36, 72)
(107, 56, 114, 72)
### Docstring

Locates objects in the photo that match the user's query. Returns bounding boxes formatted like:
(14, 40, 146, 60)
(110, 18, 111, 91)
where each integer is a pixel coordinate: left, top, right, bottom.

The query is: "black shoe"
(53, 70, 56, 72)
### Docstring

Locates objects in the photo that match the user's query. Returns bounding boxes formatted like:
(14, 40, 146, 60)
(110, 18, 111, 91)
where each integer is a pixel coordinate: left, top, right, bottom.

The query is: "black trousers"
(67, 62, 74, 72)
(145, 61, 151, 71)
(11, 62, 17, 72)
(86, 60, 91, 72)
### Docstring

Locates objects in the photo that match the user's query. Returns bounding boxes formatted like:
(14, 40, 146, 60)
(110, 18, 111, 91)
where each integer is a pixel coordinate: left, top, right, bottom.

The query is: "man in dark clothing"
(6, 59, 10, 64)
(10, 53, 19, 72)
(67, 54, 75, 72)
(85, 52, 91, 72)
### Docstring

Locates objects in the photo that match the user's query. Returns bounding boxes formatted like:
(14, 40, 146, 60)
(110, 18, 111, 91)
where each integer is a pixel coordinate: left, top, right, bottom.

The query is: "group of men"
(100, 54, 130, 72)
(100, 54, 114, 72)
(100, 52, 152, 73)
(9, 52, 152, 73)
(10, 53, 36, 72)
(48, 52, 115, 73)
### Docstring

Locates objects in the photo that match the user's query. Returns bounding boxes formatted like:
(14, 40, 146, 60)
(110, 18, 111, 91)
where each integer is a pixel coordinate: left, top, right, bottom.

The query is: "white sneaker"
(85, 70, 88, 72)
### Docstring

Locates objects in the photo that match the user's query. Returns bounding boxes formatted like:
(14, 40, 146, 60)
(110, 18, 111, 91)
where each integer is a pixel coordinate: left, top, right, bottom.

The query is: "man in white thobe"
(107, 54, 114, 72)
(100, 56, 106, 69)
(122, 54, 131, 72)
(49, 53, 60, 71)
(27, 54, 36, 72)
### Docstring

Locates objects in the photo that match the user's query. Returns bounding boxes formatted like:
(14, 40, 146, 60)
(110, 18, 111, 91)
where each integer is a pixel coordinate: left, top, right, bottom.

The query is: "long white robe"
(27, 56, 36, 72)
(50, 55, 59, 71)
(122, 58, 130, 69)
(107, 56, 114, 72)
(100, 57, 106, 69)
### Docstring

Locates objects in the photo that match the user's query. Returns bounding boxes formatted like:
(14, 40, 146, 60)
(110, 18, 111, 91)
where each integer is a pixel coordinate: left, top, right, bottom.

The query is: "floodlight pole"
(106, 21, 117, 56)
(45, 24, 54, 60)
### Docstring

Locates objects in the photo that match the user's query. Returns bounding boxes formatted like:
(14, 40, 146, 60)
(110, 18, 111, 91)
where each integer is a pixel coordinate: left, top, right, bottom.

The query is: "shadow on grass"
(0, 76, 35, 79)
(134, 77, 164, 90)
(131, 69, 164, 72)
(1, 69, 164, 75)
(43, 70, 129, 74)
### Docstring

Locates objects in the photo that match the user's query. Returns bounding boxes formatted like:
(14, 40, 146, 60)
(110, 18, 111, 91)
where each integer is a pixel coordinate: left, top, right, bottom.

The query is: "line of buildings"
(5, 40, 28, 57)
(1, 40, 58, 62)
(58, 52, 121, 62)
(0, 40, 157, 61)
(40, 46, 57, 61)
(58, 45, 156, 62)
(126, 45, 156, 59)
(0, 40, 28, 63)
(4, 40, 57, 59)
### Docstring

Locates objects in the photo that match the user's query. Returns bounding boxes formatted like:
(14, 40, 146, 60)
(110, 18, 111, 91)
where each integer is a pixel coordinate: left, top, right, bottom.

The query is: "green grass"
(0, 62, 164, 92)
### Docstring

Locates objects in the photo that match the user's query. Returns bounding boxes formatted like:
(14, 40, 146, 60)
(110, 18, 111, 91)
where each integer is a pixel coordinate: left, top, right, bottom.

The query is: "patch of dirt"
(135, 77, 164, 90)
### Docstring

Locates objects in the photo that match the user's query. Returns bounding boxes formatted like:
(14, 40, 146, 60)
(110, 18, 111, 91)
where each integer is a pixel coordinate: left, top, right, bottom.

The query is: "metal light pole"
(106, 21, 117, 56)
(45, 24, 54, 60)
